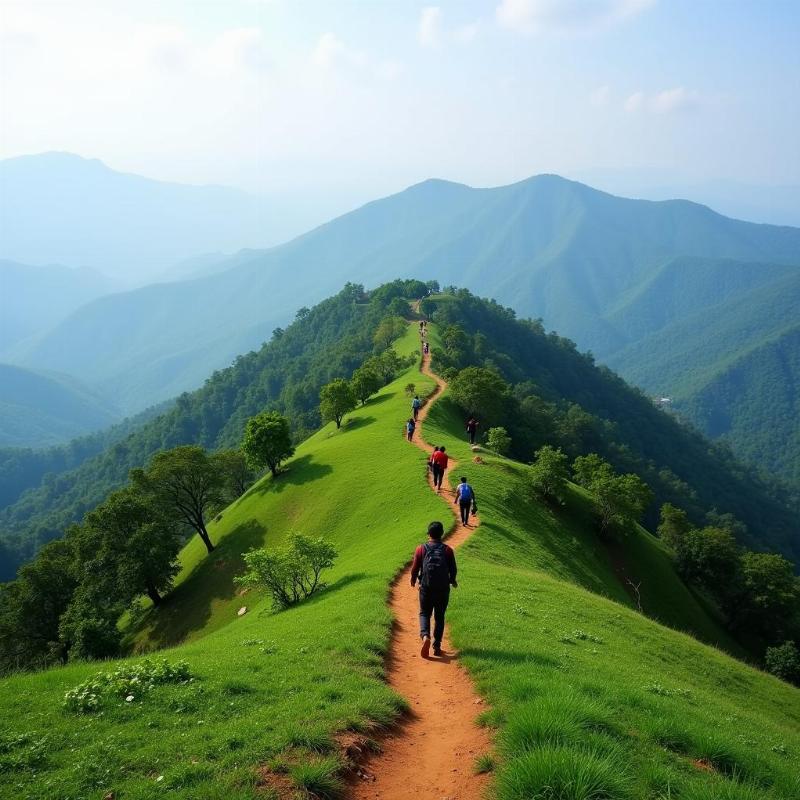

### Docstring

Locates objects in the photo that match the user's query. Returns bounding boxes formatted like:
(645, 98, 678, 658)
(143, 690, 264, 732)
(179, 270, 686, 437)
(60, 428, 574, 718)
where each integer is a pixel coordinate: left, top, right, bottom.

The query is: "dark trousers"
(419, 585, 450, 646)
(433, 465, 444, 490)
(468, 429, 476, 444)
(413, 407, 419, 419)
(459, 500, 471, 525)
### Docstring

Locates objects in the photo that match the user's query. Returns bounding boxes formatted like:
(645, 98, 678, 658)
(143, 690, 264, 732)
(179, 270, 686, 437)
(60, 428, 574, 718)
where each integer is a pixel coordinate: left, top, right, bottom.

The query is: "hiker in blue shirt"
(412, 394, 421, 420)
(406, 417, 416, 441)
(453, 476, 476, 526)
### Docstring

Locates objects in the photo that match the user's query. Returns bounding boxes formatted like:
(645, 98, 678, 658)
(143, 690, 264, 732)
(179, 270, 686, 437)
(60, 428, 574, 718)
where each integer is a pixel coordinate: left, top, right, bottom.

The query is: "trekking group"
(404, 317, 480, 659)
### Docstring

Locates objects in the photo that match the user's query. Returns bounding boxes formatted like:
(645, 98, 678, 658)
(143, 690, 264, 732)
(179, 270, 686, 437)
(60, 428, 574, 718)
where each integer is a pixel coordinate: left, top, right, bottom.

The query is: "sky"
(1, 0, 799, 223)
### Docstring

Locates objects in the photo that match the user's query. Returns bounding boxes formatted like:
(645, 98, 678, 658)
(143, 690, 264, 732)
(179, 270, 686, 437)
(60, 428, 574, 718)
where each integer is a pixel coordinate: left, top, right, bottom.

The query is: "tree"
(483, 426, 510, 455)
(320, 379, 357, 429)
(213, 449, 255, 500)
(529, 445, 569, 501)
(765, 642, 800, 686)
(350, 365, 383, 405)
(584, 463, 652, 535)
(405, 383, 417, 398)
(241, 412, 295, 477)
(674, 526, 740, 595)
(71, 486, 182, 608)
(236, 533, 338, 610)
(735, 552, 799, 640)
(572, 453, 609, 488)
(448, 367, 511, 421)
(657, 503, 691, 550)
(363, 348, 404, 384)
(131, 445, 223, 554)
(373, 316, 407, 350)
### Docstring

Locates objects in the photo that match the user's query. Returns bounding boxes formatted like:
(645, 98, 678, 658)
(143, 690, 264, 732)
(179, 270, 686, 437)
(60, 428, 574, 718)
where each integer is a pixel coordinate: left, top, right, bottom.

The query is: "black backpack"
(421, 541, 450, 589)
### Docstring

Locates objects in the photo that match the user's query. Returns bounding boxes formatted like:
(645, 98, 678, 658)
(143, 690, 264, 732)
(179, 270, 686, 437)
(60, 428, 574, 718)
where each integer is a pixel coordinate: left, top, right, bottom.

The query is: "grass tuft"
(289, 756, 343, 798)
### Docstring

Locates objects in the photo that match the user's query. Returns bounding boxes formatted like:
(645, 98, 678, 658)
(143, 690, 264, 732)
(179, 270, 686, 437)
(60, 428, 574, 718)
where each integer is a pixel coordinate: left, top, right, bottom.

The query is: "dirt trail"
(349, 326, 491, 800)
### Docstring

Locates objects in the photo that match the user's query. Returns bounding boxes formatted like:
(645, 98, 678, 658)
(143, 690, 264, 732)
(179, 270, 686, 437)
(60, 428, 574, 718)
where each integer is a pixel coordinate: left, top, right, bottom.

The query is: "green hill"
(1, 321, 797, 800)
(0, 364, 119, 448)
(2, 284, 797, 583)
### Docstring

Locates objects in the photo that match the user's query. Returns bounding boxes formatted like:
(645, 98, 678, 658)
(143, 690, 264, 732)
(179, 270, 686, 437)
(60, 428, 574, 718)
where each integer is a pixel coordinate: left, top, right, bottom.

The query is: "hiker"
(410, 521, 457, 658)
(453, 476, 477, 526)
(412, 394, 421, 420)
(428, 446, 440, 478)
(431, 445, 448, 491)
(423, 341, 429, 355)
(466, 417, 479, 445)
(406, 417, 416, 441)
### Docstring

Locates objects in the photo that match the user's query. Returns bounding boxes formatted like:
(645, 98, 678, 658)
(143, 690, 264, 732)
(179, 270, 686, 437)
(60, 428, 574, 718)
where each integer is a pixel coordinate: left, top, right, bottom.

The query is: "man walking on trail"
(466, 417, 479, 445)
(454, 477, 476, 526)
(431, 445, 448, 492)
(412, 394, 421, 420)
(411, 521, 457, 658)
(406, 417, 416, 441)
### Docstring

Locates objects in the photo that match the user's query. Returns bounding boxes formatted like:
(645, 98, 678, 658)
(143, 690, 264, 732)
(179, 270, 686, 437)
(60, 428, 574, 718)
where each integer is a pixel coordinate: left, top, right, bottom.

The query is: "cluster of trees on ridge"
(422, 288, 800, 566)
(0, 302, 414, 673)
(0, 280, 433, 581)
(449, 367, 800, 681)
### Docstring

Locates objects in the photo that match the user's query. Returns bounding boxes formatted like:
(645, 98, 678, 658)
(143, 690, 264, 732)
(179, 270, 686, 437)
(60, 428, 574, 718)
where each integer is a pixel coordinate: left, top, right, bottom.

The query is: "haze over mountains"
(0, 152, 301, 284)
(2, 159, 799, 483)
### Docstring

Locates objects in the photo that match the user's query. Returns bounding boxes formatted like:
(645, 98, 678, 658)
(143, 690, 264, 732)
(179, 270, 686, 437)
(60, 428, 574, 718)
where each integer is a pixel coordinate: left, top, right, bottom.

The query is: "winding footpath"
(349, 328, 492, 800)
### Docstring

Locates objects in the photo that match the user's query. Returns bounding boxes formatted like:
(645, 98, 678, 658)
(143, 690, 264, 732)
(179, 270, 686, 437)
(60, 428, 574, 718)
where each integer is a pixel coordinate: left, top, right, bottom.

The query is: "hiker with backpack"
(431, 445, 448, 492)
(405, 417, 416, 441)
(412, 394, 421, 420)
(466, 417, 479, 445)
(410, 520, 457, 658)
(454, 477, 477, 526)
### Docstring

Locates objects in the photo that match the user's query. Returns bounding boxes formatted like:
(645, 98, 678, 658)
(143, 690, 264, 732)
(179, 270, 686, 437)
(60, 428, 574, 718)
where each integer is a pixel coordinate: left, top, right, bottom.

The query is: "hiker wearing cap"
(431, 445, 448, 492)
(410, 521, 458, 658)
(454, 476, 477, 526)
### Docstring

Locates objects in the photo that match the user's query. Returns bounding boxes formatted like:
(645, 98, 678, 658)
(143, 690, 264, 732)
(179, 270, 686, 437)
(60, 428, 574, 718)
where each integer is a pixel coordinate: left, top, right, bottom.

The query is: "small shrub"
(764, 641, 800, 686)
(474, 753, 496, 773)
(404, 383, 416, 398)
(486, 426, 512, 455)
(289, 757, 343, 798)
(63, 658, 191, 713)
(236, 533, 337, 610)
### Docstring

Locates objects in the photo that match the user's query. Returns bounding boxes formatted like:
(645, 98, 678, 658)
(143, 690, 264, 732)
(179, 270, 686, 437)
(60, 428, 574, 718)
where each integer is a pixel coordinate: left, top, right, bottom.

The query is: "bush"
(64, 658, 191, 713)
(529, 445, 570, 502)
(236, 533, 338, 610)
(486, 427, 512, 455)
(765, 641, 800, 686)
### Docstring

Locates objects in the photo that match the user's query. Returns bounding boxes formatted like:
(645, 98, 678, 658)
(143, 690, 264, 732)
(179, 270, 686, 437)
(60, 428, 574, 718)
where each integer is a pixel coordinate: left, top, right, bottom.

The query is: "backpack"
(459, 483, 473, 502)
(412, 398, 421, 409)
(421, 541, 450, 589)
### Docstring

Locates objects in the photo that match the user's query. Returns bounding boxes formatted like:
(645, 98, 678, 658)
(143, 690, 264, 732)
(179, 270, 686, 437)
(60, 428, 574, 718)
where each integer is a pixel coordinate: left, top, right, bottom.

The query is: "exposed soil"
(348, 332, 492, 799)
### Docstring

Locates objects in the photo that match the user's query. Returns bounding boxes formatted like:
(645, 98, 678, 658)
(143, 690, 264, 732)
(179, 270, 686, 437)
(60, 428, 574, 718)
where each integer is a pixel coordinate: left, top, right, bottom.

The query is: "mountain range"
(6, 170, 799, 484)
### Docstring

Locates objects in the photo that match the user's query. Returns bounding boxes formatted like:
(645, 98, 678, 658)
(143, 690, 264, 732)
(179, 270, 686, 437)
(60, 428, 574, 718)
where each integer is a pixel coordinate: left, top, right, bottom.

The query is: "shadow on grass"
(254, 453, 334, 496)
(343, 415, 377, 432)
(126, 519, 266, 652)
(459, 646, 560, 668)
(298, 572, 369, 608)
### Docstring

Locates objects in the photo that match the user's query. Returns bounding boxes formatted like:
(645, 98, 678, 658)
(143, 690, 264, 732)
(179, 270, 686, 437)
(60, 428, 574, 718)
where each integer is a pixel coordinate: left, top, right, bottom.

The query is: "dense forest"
(0, 282, 421, 580)
(422, 290, 799, 564)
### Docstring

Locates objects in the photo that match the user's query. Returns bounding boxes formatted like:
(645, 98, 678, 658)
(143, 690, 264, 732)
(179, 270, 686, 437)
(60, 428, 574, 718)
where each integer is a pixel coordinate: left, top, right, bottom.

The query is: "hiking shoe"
(420, 636, 431, 658)
(433, 645, 443, 656)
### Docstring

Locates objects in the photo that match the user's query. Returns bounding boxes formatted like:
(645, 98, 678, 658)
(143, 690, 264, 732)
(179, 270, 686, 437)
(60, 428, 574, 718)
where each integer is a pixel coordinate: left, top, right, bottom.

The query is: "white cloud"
(496, 0, 655, 35)
(624, 87, 699, 114)
(418, 6, 443, 47)
(312, 32, 367, 70)
(590, 85, 610, 107)
(624, 90, 645, 112)
(376, 59, 404, 80)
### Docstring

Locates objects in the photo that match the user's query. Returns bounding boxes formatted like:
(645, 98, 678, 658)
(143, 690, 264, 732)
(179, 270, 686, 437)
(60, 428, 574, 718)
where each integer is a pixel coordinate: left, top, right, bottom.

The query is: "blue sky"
(1, 0, 798, 221)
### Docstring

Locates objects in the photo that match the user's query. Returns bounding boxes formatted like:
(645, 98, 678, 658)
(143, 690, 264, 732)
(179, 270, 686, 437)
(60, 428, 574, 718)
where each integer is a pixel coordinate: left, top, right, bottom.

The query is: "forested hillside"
(0, 282, 413, 579)
(3, 282, 798, 583)
(0, 364, 119, 448)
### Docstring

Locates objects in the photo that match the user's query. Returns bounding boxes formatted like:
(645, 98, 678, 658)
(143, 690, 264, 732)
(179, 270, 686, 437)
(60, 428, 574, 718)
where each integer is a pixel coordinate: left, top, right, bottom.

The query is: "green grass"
(423, 395, 800, 799)
(1, 321, 799, 800)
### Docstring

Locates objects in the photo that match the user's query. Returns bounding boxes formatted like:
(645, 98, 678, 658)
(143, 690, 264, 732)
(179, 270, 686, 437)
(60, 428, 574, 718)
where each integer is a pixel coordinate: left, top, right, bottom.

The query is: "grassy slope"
(2, 323, 799, 800)
(422, 398, 800, 799)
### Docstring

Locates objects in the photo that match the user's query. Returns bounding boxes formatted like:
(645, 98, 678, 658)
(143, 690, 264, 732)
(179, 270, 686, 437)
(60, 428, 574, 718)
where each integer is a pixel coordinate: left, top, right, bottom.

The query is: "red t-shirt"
(432, 450, 448, 468)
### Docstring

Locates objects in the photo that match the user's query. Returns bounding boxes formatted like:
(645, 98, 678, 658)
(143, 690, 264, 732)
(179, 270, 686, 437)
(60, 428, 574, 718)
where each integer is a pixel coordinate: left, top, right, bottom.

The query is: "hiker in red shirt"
(410, 521, 458, 658)
(431, 445, 448, 492)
